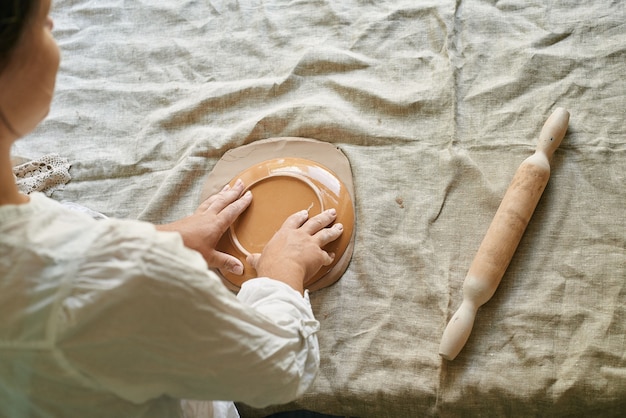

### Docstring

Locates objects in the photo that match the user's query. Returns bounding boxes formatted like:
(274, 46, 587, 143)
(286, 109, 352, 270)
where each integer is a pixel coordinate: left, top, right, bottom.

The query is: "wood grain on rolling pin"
(467, 163, 550, 291)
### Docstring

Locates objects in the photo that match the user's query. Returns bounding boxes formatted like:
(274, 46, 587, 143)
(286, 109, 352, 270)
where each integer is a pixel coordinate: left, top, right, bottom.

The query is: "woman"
(0, 1, 343, 417)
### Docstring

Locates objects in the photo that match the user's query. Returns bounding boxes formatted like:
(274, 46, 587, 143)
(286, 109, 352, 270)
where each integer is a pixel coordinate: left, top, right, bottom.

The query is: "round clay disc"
(201, 137, 355, 292)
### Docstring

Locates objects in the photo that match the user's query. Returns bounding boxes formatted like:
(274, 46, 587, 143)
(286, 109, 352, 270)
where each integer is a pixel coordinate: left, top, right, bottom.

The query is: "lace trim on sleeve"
(12, 154, 71, 196)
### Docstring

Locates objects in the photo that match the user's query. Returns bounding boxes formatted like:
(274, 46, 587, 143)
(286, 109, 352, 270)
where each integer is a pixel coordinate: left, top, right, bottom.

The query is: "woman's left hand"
(157, 179, 252, 275)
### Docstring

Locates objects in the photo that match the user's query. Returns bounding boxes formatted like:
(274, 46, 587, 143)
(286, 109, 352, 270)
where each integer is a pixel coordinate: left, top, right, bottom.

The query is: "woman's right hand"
(246, 209, 344, 294)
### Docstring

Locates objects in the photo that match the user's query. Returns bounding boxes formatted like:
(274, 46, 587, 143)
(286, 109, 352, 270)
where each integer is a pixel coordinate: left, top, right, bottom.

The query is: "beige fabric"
(16, 0, 625, 416)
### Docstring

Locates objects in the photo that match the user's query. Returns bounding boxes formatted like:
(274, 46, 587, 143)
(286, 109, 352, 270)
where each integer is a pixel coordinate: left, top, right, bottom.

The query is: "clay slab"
(201, 137, 356, 291)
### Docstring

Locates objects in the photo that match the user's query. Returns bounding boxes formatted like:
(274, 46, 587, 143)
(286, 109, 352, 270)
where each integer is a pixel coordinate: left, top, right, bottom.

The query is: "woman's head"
(0, 0, 59, 140)
(0, 0, 37, 72)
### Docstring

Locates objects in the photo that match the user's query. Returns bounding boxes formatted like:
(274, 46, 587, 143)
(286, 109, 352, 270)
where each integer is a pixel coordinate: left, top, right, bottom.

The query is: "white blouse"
(0, 193, 320, 417)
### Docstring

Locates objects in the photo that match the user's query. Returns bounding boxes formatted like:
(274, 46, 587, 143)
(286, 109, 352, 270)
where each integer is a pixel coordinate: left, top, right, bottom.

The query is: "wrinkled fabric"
(0, 193, 320, 418)
(13, 0, 626, 417)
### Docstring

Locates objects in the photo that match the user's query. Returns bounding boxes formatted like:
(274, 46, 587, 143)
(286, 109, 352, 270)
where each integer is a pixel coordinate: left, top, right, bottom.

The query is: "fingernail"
(234, 179, 244, 188)
(222, 184, 231, 192)
(244, 190, 252, 198)
(335, 223, 343, 231)
(328, 208, 337, 216)
(231, 264, 244, 275)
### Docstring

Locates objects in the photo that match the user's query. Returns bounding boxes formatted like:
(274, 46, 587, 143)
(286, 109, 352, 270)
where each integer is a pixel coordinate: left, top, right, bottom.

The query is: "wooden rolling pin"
(439, 107, 570, 361)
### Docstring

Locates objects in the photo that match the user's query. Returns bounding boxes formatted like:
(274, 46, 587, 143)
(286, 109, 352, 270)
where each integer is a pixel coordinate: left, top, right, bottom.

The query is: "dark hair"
(0, 0, 38, 71)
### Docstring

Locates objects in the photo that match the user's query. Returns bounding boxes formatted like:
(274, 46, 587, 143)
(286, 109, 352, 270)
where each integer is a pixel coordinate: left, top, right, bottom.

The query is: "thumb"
(322, 251, 336, 266)
(246, 253, 261, 269)
(212, 252, 244, 276)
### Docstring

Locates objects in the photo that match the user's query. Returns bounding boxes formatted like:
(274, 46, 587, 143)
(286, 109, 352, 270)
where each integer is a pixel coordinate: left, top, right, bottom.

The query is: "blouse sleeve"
(55, 220, 320, 408)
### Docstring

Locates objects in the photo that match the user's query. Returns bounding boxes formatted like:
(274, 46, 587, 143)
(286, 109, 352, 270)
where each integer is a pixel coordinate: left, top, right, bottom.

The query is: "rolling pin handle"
(439, 299, 479, 360)
(536, 107, 570, 158)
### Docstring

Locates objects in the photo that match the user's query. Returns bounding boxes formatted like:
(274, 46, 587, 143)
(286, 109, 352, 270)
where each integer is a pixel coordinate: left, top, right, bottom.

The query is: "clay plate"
(216, 157, 355, 291)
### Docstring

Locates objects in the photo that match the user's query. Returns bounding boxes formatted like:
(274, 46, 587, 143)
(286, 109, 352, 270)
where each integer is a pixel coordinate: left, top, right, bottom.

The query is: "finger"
(197, 189, 223, 212)
(314, 222, 344, 247)
(196, 183, 235, 214)
(206, 179, 246, 213)
(212, 251, 244, 275)
(215, 190, 252, 229)
(320, 250, 336, 267)
(301, 208, 337, 234)
(281, 209, 310, 229)
(246, 253, 261, 269)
